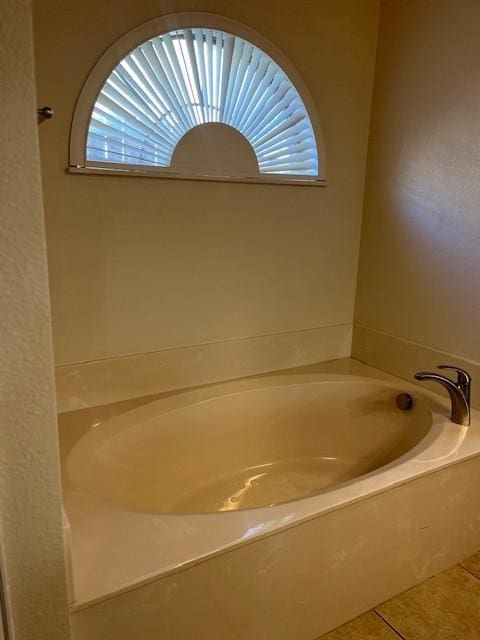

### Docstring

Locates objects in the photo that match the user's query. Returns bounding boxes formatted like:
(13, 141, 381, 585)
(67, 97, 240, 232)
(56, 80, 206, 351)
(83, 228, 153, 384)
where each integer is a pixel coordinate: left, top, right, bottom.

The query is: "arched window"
(70, 14, 326, 185)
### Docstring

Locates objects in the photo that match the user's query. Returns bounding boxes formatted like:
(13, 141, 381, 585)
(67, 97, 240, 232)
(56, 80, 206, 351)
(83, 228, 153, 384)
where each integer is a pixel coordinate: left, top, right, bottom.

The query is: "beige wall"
(33, 0, 379, 367)
(0, 1, 70, 638)
(355, 0, 480, 369)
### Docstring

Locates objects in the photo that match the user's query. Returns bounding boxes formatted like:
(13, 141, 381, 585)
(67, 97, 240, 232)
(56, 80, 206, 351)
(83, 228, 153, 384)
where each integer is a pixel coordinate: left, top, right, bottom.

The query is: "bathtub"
(61, 363, 480, 640)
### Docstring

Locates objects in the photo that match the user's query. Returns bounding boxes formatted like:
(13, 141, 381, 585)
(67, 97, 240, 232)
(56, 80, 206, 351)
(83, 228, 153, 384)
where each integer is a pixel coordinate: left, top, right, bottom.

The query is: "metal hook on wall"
(37, 106, 54, 124)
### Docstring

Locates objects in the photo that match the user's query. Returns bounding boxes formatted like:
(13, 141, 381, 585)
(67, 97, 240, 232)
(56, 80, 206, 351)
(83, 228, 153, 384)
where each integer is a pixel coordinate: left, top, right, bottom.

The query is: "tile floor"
(319, 551, 480, 639)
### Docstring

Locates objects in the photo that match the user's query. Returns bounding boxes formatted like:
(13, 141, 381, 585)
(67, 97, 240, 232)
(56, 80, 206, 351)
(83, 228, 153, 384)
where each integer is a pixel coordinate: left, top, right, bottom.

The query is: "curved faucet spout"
(414, 369, 470, 426)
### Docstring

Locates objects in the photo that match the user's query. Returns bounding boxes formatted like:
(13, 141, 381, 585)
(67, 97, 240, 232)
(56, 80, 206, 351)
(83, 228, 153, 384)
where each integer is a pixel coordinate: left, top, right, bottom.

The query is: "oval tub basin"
(67, 378, 432, 514)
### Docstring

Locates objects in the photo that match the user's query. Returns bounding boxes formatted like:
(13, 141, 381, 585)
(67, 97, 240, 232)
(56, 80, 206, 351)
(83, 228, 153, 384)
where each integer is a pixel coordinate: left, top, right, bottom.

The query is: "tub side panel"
(70, 455, 480, 640)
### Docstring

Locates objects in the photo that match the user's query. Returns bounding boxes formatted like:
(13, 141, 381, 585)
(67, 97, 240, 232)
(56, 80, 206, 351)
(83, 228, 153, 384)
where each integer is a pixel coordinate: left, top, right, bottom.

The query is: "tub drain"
(395, 392, 413, 411)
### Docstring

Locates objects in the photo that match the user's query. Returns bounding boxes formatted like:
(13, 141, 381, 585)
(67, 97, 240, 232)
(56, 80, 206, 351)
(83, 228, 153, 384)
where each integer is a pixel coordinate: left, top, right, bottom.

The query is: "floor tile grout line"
(317, 554, 480, 638)
(457, 562, 480, 582)
(373, 609, 407, 639)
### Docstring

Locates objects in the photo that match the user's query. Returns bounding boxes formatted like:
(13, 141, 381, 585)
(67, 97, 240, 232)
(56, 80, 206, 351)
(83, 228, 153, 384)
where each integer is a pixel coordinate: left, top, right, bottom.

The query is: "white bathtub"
(62, 363, 480, 640)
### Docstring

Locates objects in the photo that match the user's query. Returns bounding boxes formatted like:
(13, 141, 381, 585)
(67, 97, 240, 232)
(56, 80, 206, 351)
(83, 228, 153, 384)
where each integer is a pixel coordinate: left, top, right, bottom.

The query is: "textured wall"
(33, 0, 379, 366)
(0, 1, 70, 638)
(355, 0, 480, 364)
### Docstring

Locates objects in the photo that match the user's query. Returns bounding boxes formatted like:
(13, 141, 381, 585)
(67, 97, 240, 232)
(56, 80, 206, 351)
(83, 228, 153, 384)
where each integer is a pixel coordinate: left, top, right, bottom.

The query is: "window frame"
(69, 12, 327, 186)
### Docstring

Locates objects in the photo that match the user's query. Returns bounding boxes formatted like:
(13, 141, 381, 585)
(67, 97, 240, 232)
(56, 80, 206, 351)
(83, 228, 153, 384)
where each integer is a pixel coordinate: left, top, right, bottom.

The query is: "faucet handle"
(437, 365, 471, 400)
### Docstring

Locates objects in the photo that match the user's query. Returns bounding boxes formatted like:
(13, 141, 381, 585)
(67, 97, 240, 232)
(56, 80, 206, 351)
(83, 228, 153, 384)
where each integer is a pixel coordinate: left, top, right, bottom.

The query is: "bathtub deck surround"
(60, 359, 480, 640)
(55, 324, 353, 413)
(352, 325, 480, 411)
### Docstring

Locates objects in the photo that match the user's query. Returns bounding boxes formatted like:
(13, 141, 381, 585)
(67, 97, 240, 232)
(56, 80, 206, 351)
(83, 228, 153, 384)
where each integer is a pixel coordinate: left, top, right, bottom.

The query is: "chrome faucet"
(414, 365, 471, 426)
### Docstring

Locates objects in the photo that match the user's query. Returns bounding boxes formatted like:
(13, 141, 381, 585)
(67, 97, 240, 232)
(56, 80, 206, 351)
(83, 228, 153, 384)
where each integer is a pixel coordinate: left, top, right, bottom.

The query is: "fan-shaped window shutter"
(70, 15, 325, 185)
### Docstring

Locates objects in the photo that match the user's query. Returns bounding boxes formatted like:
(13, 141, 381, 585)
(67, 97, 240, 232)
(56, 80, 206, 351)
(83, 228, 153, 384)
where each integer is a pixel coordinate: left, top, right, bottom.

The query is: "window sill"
(68, 166, 327, 188)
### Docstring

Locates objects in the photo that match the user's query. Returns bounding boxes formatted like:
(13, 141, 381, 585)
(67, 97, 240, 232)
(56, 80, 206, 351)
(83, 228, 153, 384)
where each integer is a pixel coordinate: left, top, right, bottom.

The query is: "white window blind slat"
(87, 130, 163, 166)
(245, 84, 295, 140)
(150, 39, 190, 127)
(259, 150, 316, 169)
(184, 30, 203, 111)
(113, 67, 161, 123)
(88, 119, 154, 148)
(98, 81, 180, 144)
(255, 130, 313, 157)
(218, 34, 234, 119)
(204, 30, 214, 121)
(93, 101, 174, 152)
(142, 44, 190, 131)
(230, 50, 267, 127)
(137, 46, 184, 124)
(162, 34, 197, 128)
(192, 29, 209, 122)
(213, 31, 223, 121)
(87, 143, 160, 165)
(120, 59, 166, 121)
(130, 51, 170, 117)
(260, 143, 313, 163)
(256, 131, 308, 158)
(254, 112, 306, 148)
(93, 107, 175, 154)
(103, 80, 157, 129)
(223, 38, 245, 122)
(237, 65, 281, 132)
(172, 34, 201, 125)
